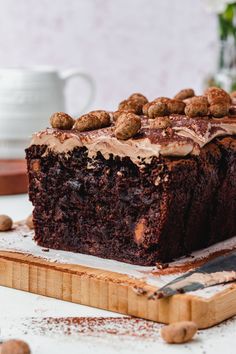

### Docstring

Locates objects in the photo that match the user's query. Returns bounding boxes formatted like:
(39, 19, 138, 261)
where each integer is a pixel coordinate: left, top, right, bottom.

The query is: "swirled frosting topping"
(30, 114, 236, 165)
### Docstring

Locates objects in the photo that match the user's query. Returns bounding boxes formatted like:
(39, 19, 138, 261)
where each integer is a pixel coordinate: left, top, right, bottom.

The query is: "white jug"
(0, 67, 95, 158)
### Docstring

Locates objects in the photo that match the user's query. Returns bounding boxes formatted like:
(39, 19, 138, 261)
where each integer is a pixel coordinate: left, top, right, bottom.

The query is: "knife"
(149, 251, 236, 299)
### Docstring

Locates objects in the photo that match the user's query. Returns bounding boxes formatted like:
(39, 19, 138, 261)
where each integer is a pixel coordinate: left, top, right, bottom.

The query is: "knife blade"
(149, 251, 236, 299)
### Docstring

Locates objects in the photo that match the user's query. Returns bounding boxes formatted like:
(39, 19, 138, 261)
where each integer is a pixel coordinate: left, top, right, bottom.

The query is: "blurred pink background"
(0, 0, 217, 111)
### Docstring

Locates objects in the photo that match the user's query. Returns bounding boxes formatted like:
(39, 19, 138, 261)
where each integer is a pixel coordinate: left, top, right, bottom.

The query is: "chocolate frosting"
(30, 114, 236, 165)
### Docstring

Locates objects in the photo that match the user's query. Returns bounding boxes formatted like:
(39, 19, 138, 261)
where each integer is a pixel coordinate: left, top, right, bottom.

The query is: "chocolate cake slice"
(26, 88, 236, 265)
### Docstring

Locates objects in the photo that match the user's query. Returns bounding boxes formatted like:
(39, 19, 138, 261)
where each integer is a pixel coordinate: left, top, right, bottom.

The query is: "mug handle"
(60, 69, 95, 116)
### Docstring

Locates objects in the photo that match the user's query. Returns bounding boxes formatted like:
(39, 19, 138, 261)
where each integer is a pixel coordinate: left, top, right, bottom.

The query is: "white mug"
(0, 67, 95, 158)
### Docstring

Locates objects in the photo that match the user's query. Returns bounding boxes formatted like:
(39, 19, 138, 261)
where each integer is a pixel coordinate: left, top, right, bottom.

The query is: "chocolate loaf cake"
(26, 88, 236, 265)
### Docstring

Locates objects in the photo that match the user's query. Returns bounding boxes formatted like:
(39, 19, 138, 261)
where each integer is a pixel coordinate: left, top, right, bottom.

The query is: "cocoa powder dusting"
(26, 317, 161, 340)
(151, 248, 235, 276)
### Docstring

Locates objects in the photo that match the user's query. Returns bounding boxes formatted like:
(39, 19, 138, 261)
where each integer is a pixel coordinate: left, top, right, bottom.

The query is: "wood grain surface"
(0, 250, 235, 328)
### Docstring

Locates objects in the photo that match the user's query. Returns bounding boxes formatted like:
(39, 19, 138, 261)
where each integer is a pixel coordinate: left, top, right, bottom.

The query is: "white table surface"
(0, 194, 236, 354)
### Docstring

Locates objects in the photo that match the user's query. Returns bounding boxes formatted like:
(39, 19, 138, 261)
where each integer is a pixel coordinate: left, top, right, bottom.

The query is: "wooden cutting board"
(0, 224, 236, 329)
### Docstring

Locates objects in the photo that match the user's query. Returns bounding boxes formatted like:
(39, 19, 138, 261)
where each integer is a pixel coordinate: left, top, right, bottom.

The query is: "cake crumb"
(132, 286, 147, 296)
(156, 262, 169, 270)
